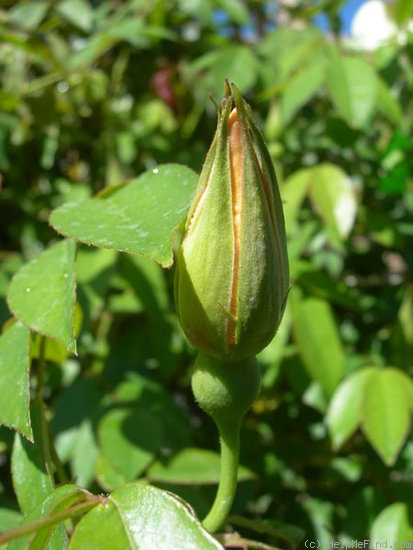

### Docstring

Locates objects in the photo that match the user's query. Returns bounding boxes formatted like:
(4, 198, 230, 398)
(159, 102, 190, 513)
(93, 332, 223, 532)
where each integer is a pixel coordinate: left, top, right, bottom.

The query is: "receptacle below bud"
(174, 81, 289, 361)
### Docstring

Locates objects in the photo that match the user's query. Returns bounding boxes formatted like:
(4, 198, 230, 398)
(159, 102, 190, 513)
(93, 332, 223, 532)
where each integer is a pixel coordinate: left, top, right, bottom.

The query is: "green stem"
(35, 338, 54, 483)
(0, 498, 99, 545)
(190, 352, 261, 534)
(202, 419, 241, 533)
(35, 337, 68, 485)
(35, 337, 46, 404)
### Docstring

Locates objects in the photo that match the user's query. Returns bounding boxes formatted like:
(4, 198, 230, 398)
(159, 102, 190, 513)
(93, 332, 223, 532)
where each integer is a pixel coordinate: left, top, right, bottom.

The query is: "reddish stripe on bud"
(227, 108, 243, 347)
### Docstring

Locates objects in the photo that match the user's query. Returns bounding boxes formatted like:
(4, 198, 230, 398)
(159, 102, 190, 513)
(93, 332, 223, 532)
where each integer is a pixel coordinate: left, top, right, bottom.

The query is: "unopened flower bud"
(174, 81, 289, 361)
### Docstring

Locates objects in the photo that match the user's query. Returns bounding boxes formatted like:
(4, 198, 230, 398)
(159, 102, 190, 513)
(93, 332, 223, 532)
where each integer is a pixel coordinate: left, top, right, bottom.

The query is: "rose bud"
(174, 81, 289, 361)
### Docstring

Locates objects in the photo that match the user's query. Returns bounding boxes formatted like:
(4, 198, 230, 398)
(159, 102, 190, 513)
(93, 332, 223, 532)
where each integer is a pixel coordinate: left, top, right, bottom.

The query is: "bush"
(0, 1, 412, 548)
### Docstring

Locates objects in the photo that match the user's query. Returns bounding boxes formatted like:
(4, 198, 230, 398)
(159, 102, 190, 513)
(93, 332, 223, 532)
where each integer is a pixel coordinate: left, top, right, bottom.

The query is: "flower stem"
(190, 352, 261, 534)
(202, 418, 241, 533)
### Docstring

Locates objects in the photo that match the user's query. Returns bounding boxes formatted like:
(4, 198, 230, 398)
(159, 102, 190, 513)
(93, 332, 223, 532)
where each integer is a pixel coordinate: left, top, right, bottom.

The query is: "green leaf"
(0, 322, 31, 440)
(217, 0, 251, 24)
(301, 497, 335, 550)
(98, 408, 163, 482)
(393, 0, 413, 25)
(391, 285, 413, 370)
(0, 508, 22, 532)
(76, 247, 117, 322)
(11, 403, 54, 515)
(68, 420, 98, 489)
(281, 168, 312, 235)
(259, 27, 325, 84)
(148, 447, 256, 484)
(117, 254, 170, 316)
(70, 483, 223, 549)
(326, 367, 376, 449)
(259, 302, 292, 389)
(52, 378, 104, 487)
(327, 55, 377, 128)
(308, 163, 357, 244)
(8, 1, 49, 29)
(213, 46, 257, 94)
(376, 77, 403, 125)
(370, 502, 413, 546)
(7, 239, 77, 354)
(281, 58, 326, 123)
(50, 164, 198, 268)
(291, 292, 345, 397)
(30, 303, 82, 364)
(56, 0, 94, 32)
(94, 454, 127, 492)
(194, 46, 258, 98)
(390, 366, 413, 400)
(106, 20, 177, 48)
(361, 368, 412, 466)
(66, 34, 115, 71)
(176, 0, 214, 23)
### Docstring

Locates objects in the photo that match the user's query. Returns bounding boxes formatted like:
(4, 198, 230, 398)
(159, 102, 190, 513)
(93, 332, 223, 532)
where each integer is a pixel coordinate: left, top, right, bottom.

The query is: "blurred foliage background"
(1, 0, 413, 547)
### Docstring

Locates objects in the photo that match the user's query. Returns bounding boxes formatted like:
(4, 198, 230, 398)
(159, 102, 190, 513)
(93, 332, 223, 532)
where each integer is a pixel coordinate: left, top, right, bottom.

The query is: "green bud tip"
(175, 81, 289, 361)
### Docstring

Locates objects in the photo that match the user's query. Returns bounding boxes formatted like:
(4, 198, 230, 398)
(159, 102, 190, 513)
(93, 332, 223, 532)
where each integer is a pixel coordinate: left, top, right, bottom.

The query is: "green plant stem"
(191, 353, 260, 533)
(35, 337, 68, 485)
(0, 499, 99, 545)
(202, 419, 241, 533)
(35, 337, 46, 404)
(35, 338, 54, 482)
